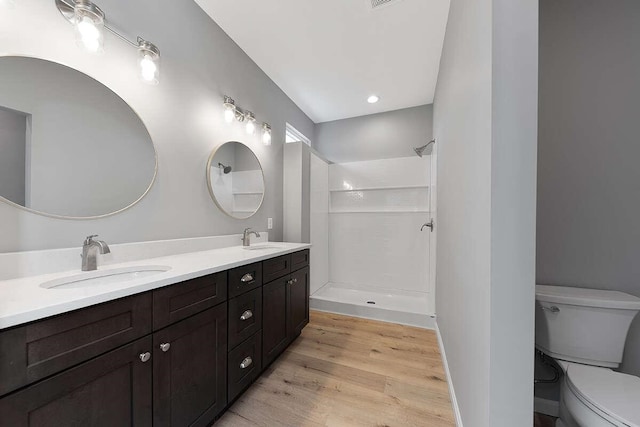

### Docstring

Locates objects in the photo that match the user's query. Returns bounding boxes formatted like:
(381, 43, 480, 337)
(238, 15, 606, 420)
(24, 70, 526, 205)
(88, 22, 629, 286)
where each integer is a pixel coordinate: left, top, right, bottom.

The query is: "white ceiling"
(195, 0, 450, 123)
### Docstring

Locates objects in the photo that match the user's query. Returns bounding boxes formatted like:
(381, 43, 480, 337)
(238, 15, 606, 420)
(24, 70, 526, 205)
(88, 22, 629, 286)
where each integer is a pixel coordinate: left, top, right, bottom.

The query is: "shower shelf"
(329, 184, 428, 192)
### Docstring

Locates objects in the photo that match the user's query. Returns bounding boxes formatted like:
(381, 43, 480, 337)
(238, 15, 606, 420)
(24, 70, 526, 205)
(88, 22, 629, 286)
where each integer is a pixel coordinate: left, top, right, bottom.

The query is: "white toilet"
(535, 285, 640, 427)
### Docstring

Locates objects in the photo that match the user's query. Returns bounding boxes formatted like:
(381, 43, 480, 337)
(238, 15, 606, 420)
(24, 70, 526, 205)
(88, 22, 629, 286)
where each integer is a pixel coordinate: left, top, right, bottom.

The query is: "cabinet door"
(153, 305, 227, 427)
(289, 266, 310, 339)
(262, 276, 290, 368)
(0, 336, 152, 427)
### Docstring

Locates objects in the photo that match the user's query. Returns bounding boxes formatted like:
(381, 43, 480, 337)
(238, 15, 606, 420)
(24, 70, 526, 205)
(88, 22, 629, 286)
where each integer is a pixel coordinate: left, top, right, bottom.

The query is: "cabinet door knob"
(293, 278, 298, 283)
(287, 279, 294, 286)
(240, 310, 253, 321)
(241, 273, 254, 283)
(160, 343, 171, 352)
(139, 352, 151, 363)
(240, 356, 253, 369)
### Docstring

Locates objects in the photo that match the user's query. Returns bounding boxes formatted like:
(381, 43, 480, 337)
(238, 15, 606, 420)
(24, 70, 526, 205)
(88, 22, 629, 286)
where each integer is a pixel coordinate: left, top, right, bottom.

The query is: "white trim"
(534, 396, 560, 418)
(285, 122, 311, 146)
(436, 322, 463, 427)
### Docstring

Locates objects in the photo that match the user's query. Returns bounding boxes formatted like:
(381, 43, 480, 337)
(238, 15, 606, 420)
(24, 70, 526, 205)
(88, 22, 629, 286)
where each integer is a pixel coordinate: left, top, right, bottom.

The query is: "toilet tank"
(535, 285, 640, 368)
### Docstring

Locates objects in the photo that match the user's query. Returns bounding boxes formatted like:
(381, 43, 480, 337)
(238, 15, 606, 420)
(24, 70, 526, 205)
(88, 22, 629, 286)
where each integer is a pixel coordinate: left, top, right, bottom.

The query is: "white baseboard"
(436, 322, 463, 427)
(534, 396, 560, 417)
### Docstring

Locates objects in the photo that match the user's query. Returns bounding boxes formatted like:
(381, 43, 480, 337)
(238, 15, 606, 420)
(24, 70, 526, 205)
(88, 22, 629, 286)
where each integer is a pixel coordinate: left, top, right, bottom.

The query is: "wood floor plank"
(217, 311, 455, 426)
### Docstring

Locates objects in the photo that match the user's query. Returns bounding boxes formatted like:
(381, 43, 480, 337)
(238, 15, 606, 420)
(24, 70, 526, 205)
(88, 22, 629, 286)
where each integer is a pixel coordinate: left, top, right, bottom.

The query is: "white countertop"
(0, 242, 310, 330)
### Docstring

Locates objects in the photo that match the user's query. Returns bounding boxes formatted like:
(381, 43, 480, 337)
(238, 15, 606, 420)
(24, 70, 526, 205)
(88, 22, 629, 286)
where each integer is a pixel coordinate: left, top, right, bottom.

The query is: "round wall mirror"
(0, 56, 157, 219)
(207, 141, 265, 219)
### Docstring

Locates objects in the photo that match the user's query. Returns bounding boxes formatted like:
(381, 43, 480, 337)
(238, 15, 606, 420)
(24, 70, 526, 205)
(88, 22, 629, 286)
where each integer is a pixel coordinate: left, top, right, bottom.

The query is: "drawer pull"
(160, 342, 171, 352)
(240, 310, 253, 321)
(241, 273, 254, 284)
(240, 356, 253, 369)
(139, 352, 151, 363)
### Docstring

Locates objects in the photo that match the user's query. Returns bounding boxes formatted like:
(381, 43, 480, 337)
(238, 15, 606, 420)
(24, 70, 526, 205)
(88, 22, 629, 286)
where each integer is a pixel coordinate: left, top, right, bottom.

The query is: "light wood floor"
(217, 311, 455, 427)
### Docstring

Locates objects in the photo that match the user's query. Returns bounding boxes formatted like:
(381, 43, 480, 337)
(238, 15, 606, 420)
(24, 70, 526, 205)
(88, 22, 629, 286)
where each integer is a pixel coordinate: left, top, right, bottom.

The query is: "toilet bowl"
(535, 285, 640, 427)
(553, 360, 640, 427)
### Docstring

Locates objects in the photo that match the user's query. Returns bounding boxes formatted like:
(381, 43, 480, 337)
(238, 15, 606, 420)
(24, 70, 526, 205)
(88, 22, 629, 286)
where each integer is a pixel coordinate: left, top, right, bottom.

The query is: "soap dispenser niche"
(206, 141, 265, 219)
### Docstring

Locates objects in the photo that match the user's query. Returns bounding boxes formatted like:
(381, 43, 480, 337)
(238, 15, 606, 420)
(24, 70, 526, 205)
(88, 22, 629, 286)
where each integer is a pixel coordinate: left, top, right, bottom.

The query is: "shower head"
(414, 139, 436, 157)
(218, 162, 232, 174)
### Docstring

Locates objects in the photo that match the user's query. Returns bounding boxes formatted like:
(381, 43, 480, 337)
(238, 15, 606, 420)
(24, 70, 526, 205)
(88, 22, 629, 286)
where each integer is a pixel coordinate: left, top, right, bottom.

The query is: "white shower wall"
(328, 157, 433, 303)
(310, 153, 330, 295)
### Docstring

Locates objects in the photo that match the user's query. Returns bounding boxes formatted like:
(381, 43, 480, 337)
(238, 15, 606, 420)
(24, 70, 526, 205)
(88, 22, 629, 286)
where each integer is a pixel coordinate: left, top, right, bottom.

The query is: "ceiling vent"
(368, 0, 404, 11)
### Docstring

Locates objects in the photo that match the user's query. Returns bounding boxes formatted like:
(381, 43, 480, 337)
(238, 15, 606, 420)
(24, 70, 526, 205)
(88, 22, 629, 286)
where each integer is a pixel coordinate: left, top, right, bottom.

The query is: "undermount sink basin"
(242, 245, 282, 251)
(41, 266, 172, 290)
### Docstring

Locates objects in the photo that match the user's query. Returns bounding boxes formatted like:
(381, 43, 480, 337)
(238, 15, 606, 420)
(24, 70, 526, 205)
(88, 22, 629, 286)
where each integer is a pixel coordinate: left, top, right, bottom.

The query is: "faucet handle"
(84, 235, 99, 245)
(243, 228, 252, 233)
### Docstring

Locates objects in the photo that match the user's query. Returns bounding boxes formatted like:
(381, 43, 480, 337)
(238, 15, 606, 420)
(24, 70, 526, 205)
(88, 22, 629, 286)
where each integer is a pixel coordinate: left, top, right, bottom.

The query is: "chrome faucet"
(81, 235, 111, 271)
(241, 228, 261, 247)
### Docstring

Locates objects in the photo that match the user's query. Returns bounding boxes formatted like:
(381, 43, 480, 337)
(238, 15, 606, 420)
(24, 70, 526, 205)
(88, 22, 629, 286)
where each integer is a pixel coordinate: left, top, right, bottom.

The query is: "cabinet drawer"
(228, 262, 262, 299)
(290, 249, 310, 272)
(0, 293, 152, 397)
(0, 336, 153, 427)
(228, 332, 262, 403)
(263, 254, 291, 283)
(153, 272, 227, 330)
(228, 287, 262, 350)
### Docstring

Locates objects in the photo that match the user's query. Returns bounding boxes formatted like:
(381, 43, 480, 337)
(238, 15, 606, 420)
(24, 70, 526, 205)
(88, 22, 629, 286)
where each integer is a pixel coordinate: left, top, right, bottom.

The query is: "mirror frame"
(0, 54, 158, 220)
(206, 141, 265, 220)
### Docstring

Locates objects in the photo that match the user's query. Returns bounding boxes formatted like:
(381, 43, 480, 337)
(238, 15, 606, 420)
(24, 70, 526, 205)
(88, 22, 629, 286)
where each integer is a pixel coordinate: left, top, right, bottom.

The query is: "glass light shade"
(262, 124, 272, 146)
(138, 40, 160, 85)
(245, 112, 256, 135)
(224, 104, 235, 123)
(74, 3, 104, 53)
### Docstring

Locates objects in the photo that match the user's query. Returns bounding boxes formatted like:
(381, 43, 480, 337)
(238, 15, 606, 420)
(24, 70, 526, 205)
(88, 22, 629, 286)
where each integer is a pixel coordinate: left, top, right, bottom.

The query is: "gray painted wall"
(0, 107, 26, 206)
(537, 0, 640, 377)
(314, 104, 433, 163)
(434, 0, 537, 425)
(0, 0, 314, 252)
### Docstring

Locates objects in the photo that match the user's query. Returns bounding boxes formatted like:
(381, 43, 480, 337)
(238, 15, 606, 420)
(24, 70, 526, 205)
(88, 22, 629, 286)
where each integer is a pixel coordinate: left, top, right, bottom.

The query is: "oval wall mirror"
(207, 141, 265, 219)
(0, 56, 157, 219)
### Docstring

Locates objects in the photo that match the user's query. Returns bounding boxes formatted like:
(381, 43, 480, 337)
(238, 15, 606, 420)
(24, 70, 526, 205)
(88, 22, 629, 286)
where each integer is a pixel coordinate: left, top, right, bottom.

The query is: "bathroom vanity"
(0, 245, 310, 426)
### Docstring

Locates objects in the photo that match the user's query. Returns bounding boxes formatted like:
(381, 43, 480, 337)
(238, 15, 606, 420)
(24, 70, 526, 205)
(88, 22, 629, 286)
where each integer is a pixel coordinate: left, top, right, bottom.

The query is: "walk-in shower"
(414, 139, 436, 157)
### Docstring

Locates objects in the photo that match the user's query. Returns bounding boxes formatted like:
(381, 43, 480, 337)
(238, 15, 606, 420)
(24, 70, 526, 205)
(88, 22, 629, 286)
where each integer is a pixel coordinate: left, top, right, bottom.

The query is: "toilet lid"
(567, 364, 640, 426)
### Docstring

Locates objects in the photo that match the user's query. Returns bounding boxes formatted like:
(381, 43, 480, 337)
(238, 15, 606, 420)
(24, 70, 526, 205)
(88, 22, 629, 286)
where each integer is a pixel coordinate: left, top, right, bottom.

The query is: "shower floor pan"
(310, 282, 435, 329)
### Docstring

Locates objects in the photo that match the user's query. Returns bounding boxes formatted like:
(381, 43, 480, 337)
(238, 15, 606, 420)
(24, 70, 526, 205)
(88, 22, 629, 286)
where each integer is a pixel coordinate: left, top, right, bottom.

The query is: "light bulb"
(245, 111, 256, 135)
(246, 120, 255, 135)
(367, 95, 380, 104)
(137, 39, 160, 85)
(262, 123, 272, 146)
(74, 3, 104, 53)
(223, 96, 236, 123)
(140, 54, 158, 82)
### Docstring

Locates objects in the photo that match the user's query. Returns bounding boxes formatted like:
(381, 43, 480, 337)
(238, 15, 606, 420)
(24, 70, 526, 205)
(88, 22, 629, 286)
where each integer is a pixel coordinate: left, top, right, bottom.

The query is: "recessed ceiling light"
(367, 95, 380, 104)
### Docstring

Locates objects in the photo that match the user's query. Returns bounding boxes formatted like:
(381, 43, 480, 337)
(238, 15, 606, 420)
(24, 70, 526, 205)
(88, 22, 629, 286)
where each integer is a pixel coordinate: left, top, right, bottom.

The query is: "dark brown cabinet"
(262, 276, 291, 368)
(0, 249, 309, 426)
(153, 305, 227, 427)
(290, 266, 310, 337)
(0, 336, 153, 427)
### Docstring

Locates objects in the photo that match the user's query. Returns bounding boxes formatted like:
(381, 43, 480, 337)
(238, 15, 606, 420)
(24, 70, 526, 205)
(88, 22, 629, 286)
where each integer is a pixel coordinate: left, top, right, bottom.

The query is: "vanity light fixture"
(222, 95, 271, 143)
(56, 0, 161, 84)
(245, 111, 256, 135)
(262, 123, 272, 146)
